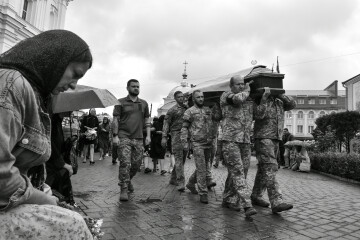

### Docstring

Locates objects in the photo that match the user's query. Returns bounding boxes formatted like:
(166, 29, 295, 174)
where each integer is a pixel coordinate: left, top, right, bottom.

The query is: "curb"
(311, 169, 360, 185)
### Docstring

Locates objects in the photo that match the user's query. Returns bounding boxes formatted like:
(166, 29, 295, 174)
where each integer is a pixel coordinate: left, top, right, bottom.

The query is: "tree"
(313, 111, 360, 153)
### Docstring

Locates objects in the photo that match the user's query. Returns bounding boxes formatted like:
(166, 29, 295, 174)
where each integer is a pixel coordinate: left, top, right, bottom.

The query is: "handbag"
(85, 129, 97, 141)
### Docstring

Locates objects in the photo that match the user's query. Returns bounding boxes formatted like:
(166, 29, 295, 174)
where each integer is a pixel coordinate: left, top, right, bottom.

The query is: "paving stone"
(70, 154, 360, 239)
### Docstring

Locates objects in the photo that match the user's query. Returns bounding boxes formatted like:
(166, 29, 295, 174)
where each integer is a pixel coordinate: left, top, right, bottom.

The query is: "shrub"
(309, 152, 360, 182)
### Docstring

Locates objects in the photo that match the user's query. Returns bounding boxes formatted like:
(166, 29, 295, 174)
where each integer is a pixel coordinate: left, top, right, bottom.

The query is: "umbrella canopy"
(284, 140, 310, 148)
(51, 85, 119, 113)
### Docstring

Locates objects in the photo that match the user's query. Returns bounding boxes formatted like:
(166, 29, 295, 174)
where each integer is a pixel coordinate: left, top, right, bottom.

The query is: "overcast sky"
(64, 0, 360, 116)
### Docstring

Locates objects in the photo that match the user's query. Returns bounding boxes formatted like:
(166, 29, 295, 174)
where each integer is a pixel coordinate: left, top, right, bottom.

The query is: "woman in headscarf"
(98, 116, 110, 160)
(0, 30, 93, 239)
(80, 108, 99, 164)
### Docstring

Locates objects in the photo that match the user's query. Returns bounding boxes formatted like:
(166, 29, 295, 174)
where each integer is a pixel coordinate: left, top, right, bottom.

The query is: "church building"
(0, 0, 72, 53)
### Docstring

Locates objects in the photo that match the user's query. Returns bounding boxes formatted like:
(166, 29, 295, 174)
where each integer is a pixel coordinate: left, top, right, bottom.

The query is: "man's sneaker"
(105, 153, 109, 157)
(244, 207, 257, 217)
(144, 168, 151, 173)
(222, 201, 241, 212)
(272, 203, 293, 213)
(213, 163, 219, 168)
(199, 194, 208, 204)
(251, 197, 270, 208)
(169, 179, 178, 186)
(128, 182, 134, 193)
(99, 157, 103, 161)
(120, 188, 129, 201)
(186, 183, 198, 194)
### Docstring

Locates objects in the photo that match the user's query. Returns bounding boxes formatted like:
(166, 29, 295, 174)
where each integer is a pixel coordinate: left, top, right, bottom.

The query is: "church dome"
(167, 81, 191, 99)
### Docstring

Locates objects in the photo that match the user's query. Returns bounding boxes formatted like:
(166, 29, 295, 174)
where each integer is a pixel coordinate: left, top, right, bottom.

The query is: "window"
(286, 125, 292, 133)
(308, 125, 314, 134)
(319, 111, 326, 117)
(330, 99, 337, 104)
(286, 111, 292, 118)
(319, 98, 326, 104)
(297, 99, 304, 104)
(22, 0, 29, 20)
(297, 125, 303, 134)
(297, 111, 303, 119)
(308, 111, 314, 119)
(308, 99, 315, 104)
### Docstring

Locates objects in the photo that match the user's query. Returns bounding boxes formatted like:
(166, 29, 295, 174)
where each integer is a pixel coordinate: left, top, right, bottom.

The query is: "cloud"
(65, 0, 360, 116)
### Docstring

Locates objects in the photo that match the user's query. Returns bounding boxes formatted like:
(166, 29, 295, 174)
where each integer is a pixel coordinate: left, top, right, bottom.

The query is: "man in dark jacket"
(281, 128, 295, 168)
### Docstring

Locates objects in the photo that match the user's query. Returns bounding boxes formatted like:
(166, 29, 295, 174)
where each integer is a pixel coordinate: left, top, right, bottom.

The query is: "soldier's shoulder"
(138, 97, 149, 106)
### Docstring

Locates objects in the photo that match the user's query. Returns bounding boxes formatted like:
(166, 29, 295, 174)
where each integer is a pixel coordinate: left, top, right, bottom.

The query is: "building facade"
(0, 0, 72, 53)
(342, 74, 360, 112)
(284, 81, 346, 139)
(157, 81, 191, 116)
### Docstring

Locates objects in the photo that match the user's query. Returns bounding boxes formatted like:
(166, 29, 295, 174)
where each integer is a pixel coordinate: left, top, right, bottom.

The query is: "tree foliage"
(312, 111, 360, 153)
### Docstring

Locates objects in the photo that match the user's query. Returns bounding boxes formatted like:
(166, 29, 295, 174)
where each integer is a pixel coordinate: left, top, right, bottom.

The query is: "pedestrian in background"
(150, 115, 167, 174)
(251, 87, 296, 213)
(0, 29, 93, 239)
(112, 79, 151, 201)
(98, 117, 110, 161)
(181, 90, 220, 203)
(161, 91, 188, 190)
(282, 128, 295, 169)
(81, 108, 99, 165)
(213, 121, 224, 168)
(45, 112, 75, 206)
(219, 76, 257, 216)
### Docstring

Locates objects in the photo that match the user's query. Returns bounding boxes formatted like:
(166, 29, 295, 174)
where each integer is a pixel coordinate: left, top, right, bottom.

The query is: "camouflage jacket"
(220, 91, 253, 143)
(180, 105, 221, 148)
(162, 104, 187, 137)
(254, 95, 296, 140)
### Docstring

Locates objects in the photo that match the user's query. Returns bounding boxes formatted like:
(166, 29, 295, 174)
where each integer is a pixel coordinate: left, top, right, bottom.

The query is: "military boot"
(251, 197, 270, 208)
(177, 183, 185, 192)
(199, 194, 208, 204)
(222, 201, 241, 212)
(244, 207, 257, 217)
(186, 183, 198, 194)
(119, 187, 129, 201)
(128, 182, 134, 193)
(207, 181, 216, 189)
(272, 203, 293, 213)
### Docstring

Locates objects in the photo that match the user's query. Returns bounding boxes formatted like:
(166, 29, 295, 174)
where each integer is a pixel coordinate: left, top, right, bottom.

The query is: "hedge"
(309, 152, 360, 182)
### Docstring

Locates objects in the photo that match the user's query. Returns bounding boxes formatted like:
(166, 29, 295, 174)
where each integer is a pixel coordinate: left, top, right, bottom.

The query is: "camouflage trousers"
(187, 146, 213, 195)
(251, 139, 283, 208)
(169, 131, 187, 185)
(117, 138, 143, 188)
(222, 141, 252, 208)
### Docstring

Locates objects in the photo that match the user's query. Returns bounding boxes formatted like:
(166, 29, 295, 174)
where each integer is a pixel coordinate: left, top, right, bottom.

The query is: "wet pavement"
(72, 154, 360, 240)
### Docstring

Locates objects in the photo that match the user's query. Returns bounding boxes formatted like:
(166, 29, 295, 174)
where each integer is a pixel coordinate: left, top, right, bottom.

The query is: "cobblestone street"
(72, 154, 360, 240)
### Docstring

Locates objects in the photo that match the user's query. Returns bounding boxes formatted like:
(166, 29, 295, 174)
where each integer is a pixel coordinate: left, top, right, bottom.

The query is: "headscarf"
(102, 117, 109, 126)
(0, 30, 91, 99)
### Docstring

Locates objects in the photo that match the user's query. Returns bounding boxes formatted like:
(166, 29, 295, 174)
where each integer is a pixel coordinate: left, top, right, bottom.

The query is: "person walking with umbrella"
(112, 79, 151, 201)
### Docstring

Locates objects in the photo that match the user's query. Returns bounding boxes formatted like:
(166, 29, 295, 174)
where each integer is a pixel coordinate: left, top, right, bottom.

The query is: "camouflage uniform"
(220, 90, 254, 207)
(118, 138, 143, 185)
(181, 105, 220, 195)
(113, 96, 150, 189)
(162, 104, 188, 186)
(251, 95, 296, 208)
